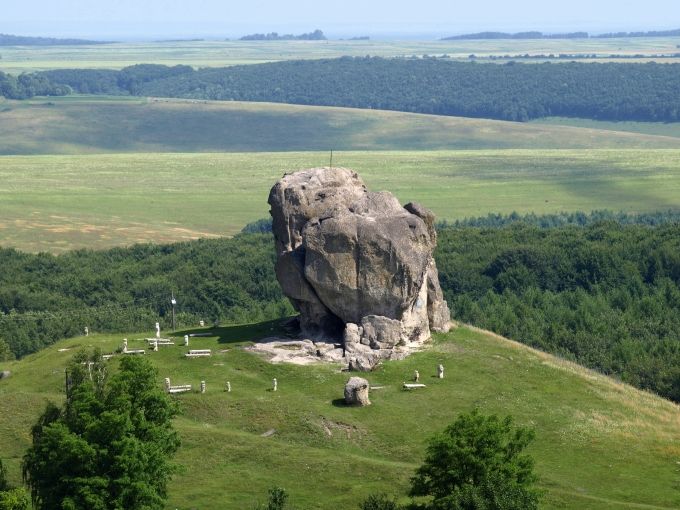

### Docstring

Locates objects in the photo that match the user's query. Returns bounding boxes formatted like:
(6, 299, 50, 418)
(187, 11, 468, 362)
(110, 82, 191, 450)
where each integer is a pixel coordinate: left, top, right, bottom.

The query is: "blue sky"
(2, 0, 678, 39)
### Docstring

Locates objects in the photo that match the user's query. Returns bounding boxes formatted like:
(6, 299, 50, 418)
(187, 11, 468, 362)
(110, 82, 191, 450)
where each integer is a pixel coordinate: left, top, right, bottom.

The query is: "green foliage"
(36, 58, 680, 122)
(0, 338, 12, 362)
(0, 71, 69, 99)
(22, 352, 180, 510)
(360, 493, 401, 510)
(0, 488, 30, 510)
(253, 487, 291, 510)
(0, 235, 293, 358)
(438, 223, 680, 401)
(410, 410, 539, 510)
(265, 487, 289, 510)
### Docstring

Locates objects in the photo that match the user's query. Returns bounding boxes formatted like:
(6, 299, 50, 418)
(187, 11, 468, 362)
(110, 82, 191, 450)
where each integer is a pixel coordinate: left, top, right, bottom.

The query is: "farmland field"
(1, 37, 679, 73)
(1, 149, 680, 252)
(1, 97, 679, 154)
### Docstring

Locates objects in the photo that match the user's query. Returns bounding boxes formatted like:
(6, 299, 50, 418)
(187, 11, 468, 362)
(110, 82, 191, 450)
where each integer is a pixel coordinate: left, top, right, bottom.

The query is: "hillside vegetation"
(37, 59, 680, 121)
(0, 324, 678, 509)
(2, 220, 680, 401)
(1, 98, 678, 155)
(1, 149, 680, 252)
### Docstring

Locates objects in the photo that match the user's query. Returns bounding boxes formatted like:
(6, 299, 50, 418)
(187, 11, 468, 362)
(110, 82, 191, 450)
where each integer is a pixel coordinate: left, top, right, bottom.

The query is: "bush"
(410, 410, 540, 510)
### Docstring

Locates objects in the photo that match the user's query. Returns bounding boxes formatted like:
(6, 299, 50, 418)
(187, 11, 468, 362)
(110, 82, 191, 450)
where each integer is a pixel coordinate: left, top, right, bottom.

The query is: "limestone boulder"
(344, 376, 371, 406)
(268, 167, 451, 366)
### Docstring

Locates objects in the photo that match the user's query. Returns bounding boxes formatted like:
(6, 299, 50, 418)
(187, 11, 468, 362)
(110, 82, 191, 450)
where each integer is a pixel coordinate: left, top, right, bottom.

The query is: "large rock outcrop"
(268, 167, 450, 369)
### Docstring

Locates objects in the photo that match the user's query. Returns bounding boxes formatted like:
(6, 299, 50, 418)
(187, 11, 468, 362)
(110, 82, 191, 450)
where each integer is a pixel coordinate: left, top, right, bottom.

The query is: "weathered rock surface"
(344, 376, 371, 406)
(268, 167, 451, 369)
(0, 370, 10, 380)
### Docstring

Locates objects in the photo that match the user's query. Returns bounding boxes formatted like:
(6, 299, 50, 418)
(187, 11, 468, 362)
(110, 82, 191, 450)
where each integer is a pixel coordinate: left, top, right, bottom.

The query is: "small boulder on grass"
(344, 376, 371, 406)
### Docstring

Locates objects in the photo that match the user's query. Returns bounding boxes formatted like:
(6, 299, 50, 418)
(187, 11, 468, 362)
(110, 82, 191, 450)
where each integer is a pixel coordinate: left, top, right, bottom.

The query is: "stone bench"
(185, 349, 212, 358)
(146, 338, 174, 345)
(167, 385, 192, 394)
(164, 377, 192, 394)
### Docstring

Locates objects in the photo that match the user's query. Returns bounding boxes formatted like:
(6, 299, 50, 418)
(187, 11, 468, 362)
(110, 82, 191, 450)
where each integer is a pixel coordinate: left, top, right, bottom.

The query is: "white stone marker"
(199, 320, 205, 327)
(200, 380, 206, 394)
(184, 335, 189, 346)
(273, 378, 278, 392)
(414, 370, 420, 382)
(226, 381, 231, 393)
(437, 364, 444, 379)
(123, 338, 128, 352)
(152, 340, 158, 352)
(84, 326, 89, 336)
(155, 322, 161, 339)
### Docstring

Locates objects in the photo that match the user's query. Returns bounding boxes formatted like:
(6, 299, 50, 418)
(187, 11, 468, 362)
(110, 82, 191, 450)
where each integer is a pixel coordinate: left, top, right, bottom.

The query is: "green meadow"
(1, 323, 678, 509)
(1, 149, 679, 252)
(2, 97, 678, 155)
(1, 37, 679, 73)
(532, 117, 680, 139)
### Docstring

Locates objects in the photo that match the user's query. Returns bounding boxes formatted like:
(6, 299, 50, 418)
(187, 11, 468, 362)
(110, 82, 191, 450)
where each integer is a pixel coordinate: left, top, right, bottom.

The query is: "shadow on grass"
(172, 317, 296, 346)
(331, 398, 348, 407)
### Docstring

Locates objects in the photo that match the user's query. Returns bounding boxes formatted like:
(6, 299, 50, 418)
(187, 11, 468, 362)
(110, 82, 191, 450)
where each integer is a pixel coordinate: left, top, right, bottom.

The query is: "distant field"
(0, 97, 678, 154)
(533, 117, 680, 138)
(1, 37, 679, 73)
(1, 149, 680, 252)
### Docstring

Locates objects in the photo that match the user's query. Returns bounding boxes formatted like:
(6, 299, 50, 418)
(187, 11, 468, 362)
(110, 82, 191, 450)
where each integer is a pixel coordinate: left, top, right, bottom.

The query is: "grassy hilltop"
(0, 322, 678, 509)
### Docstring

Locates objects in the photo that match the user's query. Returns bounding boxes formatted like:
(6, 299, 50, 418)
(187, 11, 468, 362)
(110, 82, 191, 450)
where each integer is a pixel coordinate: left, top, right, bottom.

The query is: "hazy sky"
(2, 0, 678, 39)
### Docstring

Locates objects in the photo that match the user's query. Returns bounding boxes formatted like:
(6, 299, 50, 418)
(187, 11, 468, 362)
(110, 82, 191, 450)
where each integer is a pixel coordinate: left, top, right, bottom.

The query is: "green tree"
(22, 352, 180, 510)
(360, 493, 401, 510)
(410, 410, 539, 510)
(0, 488, 30, 510)
(0, 338, 13, 362)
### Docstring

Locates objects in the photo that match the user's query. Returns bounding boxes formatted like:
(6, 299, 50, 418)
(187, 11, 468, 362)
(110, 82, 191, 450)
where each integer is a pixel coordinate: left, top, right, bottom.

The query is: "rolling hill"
(0, 97, 678, 155)
(0, 322, 678, 509)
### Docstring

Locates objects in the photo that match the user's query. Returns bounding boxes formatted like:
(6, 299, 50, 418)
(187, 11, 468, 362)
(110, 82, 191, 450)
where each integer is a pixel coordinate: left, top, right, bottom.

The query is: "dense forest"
(0, 71, 70, 99)
(243, 210, 680, 234)
(37, 58, 680, 121)
(1, 215, 680, 403)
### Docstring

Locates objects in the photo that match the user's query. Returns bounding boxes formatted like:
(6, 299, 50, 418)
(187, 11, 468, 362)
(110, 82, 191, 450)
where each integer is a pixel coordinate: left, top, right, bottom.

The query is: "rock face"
(344, 376, 371, 406)
(268, 167, 450, 369)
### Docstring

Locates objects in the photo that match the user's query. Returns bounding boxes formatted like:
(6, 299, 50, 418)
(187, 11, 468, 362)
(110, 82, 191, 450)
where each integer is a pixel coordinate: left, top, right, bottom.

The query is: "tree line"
(442, 28, 680, 40)
(1, 216, 680, 402)
(0, 33, 111, 46)
(0, 71, 70, 99)
(34, 58, 680, 121)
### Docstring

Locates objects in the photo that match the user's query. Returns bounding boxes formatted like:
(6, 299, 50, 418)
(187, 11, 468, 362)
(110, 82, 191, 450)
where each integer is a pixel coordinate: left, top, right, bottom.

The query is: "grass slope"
(1, 38, 679, 73)
(1, 97, 678, 155)
(532, 117, 680, 139)
(0, 322, 678, 509)
(1, 149, 680, 252)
